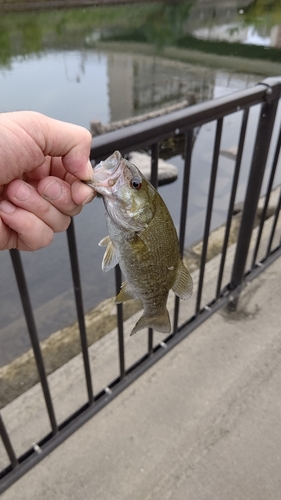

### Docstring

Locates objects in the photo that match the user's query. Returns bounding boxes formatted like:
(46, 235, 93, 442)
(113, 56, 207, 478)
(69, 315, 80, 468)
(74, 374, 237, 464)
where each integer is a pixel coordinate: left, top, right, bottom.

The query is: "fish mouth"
(86, 151, 122, 191)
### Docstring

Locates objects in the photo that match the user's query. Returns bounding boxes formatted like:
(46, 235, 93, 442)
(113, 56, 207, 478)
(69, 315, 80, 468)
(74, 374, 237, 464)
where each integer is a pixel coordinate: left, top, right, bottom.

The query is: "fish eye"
(131, 177, 142, 190)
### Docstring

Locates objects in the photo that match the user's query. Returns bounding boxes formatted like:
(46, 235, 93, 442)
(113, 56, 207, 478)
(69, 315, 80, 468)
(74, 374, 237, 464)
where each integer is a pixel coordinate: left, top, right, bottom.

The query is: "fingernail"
(82, 192, 96, 205)
(86, 160, 94, 180)
(43, 180, 62, 200)
(0, 200, 16, 214)
(15, 182, 30, 201)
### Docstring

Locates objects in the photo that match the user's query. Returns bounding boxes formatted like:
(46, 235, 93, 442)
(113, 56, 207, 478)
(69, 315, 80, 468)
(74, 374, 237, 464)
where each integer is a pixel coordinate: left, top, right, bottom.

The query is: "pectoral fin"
(99, 236, 119, 272)
(115, 281, 137, 303)
(130, 308, 171, 336)
(172, 260, 193, 300)
(99, 236, 111, 247)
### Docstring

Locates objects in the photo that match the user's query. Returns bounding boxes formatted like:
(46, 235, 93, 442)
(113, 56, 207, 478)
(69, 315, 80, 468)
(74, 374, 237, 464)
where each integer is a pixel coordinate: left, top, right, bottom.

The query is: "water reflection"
(183, 0, 281, 46)
(107, 53, 261, 122)
(1, 0, 280, 127)
(0, 49, 264, 128)
(192, 19, 279, 47)
(0, 51, 110, 126)
(0, 1, 281, 63)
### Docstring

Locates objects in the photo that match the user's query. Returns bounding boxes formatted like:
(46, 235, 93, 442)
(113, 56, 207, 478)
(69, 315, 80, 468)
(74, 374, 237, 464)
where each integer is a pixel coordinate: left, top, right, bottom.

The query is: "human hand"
(0, 111, 95, 251)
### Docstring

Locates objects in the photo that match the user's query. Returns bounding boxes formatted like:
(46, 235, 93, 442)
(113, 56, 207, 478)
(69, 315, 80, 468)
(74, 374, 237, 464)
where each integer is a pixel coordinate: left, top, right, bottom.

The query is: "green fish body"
(88, 151, 193, 335)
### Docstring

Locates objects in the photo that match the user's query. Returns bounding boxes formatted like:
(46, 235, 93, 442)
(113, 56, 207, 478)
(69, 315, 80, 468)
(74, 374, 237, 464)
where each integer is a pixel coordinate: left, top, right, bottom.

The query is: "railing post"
(229, 80, 281, 306)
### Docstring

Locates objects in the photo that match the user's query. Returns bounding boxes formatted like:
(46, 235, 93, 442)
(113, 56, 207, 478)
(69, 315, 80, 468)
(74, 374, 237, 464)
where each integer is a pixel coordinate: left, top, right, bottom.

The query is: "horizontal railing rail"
(1, 77, 281, 493)
(90, 79, 277, 162)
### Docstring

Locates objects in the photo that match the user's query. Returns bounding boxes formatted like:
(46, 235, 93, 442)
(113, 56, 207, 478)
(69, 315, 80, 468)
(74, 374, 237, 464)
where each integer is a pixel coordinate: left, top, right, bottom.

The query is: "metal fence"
(1, 76, 281, 493)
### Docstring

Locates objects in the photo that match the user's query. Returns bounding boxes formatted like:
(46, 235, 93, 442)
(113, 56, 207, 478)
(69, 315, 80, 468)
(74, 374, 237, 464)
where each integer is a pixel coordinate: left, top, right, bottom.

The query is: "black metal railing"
(1, 77, 281, 493)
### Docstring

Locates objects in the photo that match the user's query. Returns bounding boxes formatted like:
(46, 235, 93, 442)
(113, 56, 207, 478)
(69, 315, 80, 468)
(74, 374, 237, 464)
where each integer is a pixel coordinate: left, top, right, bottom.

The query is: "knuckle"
(69, 206, 82, 217)
(28, 227, 54, 250)
(57, 215, 71, 233)
(0, 226, 17, 250)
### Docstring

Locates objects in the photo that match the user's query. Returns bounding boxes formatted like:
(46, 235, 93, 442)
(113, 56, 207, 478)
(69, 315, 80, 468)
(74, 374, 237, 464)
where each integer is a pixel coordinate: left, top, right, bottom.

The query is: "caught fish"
(87, 151, 193, 335)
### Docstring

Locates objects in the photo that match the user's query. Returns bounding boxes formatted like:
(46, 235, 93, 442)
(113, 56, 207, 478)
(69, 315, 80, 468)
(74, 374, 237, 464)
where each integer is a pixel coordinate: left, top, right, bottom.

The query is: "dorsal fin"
(172, 260, 193, 299)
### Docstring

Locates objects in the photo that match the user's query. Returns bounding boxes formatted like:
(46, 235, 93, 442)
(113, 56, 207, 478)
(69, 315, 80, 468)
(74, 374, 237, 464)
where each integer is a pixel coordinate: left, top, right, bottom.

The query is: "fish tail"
(130, 308, 171, 336)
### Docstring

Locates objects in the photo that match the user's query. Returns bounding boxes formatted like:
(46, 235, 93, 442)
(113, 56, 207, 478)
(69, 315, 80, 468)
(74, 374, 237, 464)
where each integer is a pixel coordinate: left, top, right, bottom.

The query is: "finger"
(0, 112, 93, 185)
(37, 176, 95, 215)
(0, 201, 55, 251)
(36, 115, 93, 180)
(24, 157, 75, 184)
(71, 180, 96, 206)
(5, 179, 71, 231)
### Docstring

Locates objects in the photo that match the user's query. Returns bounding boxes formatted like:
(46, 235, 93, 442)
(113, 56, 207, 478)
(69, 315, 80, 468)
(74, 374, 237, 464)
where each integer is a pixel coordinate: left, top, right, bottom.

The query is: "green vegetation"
(0, 3, 163, 65)
(103, 0, 281, 62)
(102, 2, 192, 49)
(244, 0, 281, 25)
(0, 0, 281, 67)
(176, 35, 281, 63)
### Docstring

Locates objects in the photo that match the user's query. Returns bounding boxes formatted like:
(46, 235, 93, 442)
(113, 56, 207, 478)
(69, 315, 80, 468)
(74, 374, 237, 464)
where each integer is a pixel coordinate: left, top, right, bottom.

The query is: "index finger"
(38, 114, 94, 180)
(0, 112, 94, 184)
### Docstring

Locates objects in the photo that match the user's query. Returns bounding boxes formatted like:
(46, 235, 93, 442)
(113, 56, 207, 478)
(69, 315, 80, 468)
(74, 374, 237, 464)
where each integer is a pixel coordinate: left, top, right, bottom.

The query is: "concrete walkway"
(2, 254, 281, 499)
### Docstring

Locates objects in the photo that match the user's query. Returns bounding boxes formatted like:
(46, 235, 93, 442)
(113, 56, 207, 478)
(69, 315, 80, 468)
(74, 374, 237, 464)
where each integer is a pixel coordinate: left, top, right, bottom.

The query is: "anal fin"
(115, 281, 137, 303)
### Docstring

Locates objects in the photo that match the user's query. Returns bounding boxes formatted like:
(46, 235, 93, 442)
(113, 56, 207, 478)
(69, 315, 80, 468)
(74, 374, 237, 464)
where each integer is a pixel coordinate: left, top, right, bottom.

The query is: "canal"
(1, 0, 281, 365)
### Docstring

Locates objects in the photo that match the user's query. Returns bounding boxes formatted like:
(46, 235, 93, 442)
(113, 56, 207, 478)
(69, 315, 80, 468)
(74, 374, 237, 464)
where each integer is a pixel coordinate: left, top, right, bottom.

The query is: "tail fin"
(130, 308, 171, 336)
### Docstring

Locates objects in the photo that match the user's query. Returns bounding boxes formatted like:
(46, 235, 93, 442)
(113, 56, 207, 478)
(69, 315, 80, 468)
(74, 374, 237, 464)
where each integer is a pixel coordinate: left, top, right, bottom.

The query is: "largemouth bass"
(87, 151, 193, 335)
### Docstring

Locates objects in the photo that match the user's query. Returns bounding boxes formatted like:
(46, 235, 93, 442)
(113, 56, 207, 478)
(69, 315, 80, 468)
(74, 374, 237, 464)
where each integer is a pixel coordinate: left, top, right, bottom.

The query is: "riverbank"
(1, 185, 280, 409)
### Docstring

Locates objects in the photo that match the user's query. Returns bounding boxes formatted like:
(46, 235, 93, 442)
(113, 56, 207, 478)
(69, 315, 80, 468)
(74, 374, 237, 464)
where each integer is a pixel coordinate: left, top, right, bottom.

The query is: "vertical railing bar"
(230, 86, 281, 292)
(196, 118, 223, 314)
(0, 413, 18, 469)
(9, 249, 58, 434)
(173, 299, 180, 336)
(150, 142, 159, 189)
(66, 220, 94, 404)
(178, 130, 193, 254)
(251, 124, 281, 268)
(148, 143, 159, 354)
(115, 265, 125, 378)
(266, 186, 281, 256)
(148, 327, 153, 355)
(216, 108, 249, 298)
(173, 129, 193, 333)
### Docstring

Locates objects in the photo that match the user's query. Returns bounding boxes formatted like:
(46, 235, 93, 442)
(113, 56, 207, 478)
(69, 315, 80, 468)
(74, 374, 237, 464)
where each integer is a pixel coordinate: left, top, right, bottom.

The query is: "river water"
(1, 0, 281, 365)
